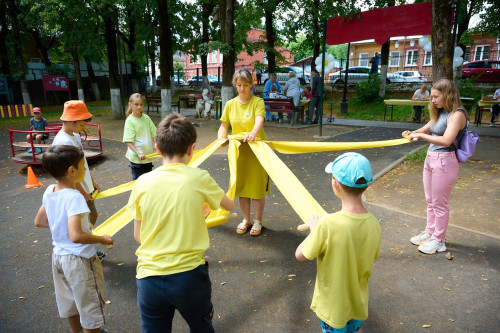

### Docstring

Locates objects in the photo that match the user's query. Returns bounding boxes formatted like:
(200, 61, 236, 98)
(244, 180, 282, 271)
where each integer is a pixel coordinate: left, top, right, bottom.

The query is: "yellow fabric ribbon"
(93, 136, 410, 236)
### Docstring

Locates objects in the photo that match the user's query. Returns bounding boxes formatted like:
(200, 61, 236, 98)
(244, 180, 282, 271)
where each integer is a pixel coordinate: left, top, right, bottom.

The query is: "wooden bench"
(264, 97, 304, 126)
(179, 94, 202, 108)
(145, 95, 180, 114)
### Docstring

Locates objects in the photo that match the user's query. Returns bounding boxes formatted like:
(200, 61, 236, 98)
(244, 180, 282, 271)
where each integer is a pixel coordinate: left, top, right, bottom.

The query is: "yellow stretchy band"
(93, 136, 410, 236)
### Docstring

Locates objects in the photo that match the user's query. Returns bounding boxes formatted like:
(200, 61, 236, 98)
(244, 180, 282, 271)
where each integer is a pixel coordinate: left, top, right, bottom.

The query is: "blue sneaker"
(36, 148, 42, 153)
(27, 148, 32, 153)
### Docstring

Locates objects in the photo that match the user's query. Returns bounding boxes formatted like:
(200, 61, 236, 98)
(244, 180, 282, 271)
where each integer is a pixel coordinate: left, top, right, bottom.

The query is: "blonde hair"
(429, 79, 467, 122)
(126, 93, 145, 116)
(289, 71, 296, 78)
(232, 69, 253, 87)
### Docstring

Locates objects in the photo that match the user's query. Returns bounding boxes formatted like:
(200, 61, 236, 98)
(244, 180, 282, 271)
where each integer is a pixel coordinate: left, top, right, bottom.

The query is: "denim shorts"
(320, 319, 363, 333)
(137, 262, 214, 333)
(129, 162, 153, 180)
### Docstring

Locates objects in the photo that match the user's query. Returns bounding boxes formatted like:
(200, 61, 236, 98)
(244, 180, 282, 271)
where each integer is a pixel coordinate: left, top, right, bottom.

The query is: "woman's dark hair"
(42, 145, 84, 179)
(156, 113, 197, 157)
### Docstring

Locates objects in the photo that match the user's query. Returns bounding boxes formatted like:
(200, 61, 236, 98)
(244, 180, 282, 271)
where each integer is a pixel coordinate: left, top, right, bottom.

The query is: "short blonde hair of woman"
(289, 71, 296, 78)
(270, 73, 278, 80)
(232, 69, 253, 86)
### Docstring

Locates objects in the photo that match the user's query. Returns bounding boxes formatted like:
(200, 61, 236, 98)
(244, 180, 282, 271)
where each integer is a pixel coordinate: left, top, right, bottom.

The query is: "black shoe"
(306, 122, 312, 125)
(412, 117, 417, 121)
(414, 119, 421, 123)
(97, 251, 106, 262)
(312, 121, 318, 124)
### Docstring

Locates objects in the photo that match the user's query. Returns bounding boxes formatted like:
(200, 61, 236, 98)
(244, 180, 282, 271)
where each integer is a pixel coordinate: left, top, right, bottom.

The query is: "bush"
(354, 74, 383, 103)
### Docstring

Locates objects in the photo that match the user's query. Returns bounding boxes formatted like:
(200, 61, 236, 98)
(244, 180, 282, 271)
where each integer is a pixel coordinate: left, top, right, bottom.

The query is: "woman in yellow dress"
(218, 69, 268, 236)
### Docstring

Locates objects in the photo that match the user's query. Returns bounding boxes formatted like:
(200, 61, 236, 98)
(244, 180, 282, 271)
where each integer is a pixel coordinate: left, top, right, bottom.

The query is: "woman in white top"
(283, 71, 301, 123)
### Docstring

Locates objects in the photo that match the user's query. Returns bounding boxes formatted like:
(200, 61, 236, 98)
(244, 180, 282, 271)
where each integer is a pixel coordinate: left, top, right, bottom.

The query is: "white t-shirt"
(52, 131, 94, 193)
(414, 89, 429, 100)
(43, 185, 95, 258)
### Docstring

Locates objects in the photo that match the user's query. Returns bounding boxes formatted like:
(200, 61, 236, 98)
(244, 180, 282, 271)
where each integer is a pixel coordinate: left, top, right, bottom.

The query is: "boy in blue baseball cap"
(295, 152, 381, 333)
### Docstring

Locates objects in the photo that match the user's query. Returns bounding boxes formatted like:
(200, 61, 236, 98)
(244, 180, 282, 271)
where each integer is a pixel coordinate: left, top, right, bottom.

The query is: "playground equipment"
(9, 123, 103, 165)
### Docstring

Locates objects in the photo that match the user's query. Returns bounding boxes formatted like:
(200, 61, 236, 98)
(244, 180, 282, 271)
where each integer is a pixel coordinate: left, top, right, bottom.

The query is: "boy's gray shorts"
(52, 253, 106, 329)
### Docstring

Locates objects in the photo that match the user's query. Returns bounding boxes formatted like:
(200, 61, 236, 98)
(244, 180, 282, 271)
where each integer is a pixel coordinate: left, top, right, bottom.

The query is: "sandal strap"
(251, 220, 262, 232)
(237, 219, 251, 230)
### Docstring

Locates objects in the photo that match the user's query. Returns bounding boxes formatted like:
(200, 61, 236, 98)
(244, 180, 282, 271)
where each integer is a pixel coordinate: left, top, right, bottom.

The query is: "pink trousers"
(423, 151, 459, 242)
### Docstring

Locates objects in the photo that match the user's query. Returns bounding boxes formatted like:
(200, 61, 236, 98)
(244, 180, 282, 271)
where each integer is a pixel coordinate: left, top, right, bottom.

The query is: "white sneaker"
(489, 123, 495, 127)
(418, 239, 446, 254)
(410, 231, 432, 245)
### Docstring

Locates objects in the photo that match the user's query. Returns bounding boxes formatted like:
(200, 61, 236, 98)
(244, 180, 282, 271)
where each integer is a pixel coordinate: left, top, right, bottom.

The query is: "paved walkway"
(0, 115, 498, 332)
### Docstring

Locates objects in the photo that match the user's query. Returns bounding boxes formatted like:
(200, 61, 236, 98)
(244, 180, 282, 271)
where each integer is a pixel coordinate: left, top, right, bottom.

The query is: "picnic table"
(475, 99, 500, 126)
(383, 99, 428, 121)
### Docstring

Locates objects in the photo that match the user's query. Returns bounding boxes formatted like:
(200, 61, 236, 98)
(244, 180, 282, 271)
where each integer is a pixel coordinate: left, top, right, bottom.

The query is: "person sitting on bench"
(412, 84, 429, 123)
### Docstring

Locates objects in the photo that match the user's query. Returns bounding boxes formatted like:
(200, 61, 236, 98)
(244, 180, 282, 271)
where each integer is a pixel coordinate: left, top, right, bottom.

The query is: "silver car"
(328, 66, 404, 84)
(261, 66, 310, 85)
(393, 70, 428, 83)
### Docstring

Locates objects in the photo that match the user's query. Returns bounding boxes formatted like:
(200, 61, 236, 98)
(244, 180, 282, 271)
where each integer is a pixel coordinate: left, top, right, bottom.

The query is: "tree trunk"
(431, 0, 453, 81)
(156, 0, 173, 117)
(103, 7, 122, 118)
(149, 47, 157, 93)
(28, 29, 52, 67)
(7, 0, 30, 105)
(71, 45, 84, 101)
(264, 7, 276, 74)
(84, 57, 101, 101)
(126, 9, 139, 93)
(378, 39, 390, 98)
(311, 0, 321, 71)
(201, 1, 213, 93)
(220, 0, 236, 109)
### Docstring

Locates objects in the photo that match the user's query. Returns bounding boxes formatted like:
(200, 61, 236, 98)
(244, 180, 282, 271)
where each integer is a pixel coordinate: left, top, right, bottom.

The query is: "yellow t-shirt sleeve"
(126, 184, 143, 221)
(201, 170, 225, 210)
(255, 97, 266, 118)
(301, 218, 326, 260)
(220, 100, 231, 124)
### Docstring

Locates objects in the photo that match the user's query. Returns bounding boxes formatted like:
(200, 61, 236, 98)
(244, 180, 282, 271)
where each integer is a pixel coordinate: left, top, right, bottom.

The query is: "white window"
(211, 51, 218, 63)
(474, 45, 490, 61)
(405, 50, 418, 66)
(424, 51, 432, 66)
(197, 55, 201, 64)
(359, 53, 369, 67)
(464, 46, 471, 62)
(264, 52, 268, 64)
(389, 51, 400, 67)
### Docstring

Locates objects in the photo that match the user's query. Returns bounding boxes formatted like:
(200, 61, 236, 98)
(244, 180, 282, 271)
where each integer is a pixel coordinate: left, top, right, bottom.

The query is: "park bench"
(145, 95, 180, 114)
(179, 94, 202, 108)
(264, 97, 304, 126)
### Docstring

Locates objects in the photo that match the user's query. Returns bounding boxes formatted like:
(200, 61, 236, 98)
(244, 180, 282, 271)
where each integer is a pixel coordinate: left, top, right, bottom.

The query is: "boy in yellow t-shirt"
(127, 113, 234, 332)
(295, 152, 381, 332)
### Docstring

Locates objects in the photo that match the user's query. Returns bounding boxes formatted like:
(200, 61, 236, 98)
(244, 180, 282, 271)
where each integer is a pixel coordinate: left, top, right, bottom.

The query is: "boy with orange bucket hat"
(52, 101, 101, 226)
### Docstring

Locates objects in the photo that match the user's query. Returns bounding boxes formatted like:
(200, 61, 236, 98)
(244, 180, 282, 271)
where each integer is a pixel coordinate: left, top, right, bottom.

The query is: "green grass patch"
(404, 146, 427, 166)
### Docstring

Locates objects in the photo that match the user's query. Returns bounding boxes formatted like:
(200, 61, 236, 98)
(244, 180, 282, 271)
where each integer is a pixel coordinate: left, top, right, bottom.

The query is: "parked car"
(156, 75, 186, 86)
(328, 66, 404, 84)
(393, 70, 428, 83)
(187, 74, 222, 85)
(462, 60, 500, 83)
(261, 66, 310, 85)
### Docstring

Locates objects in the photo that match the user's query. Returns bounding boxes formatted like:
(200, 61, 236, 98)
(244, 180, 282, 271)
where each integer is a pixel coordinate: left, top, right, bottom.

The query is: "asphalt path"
(1, 124, 498, 332)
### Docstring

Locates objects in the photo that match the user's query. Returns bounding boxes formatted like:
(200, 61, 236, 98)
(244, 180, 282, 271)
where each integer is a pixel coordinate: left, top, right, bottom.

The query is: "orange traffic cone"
(25, 166, 43, 189)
